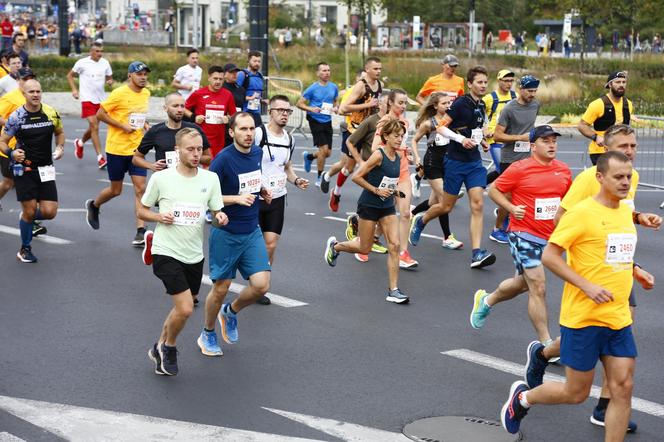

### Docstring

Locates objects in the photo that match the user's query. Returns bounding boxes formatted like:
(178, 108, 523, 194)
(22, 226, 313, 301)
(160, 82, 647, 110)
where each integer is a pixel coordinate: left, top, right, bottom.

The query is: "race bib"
(248, 98, 260, 111)
(129, 113, 146, 130)
(320, 102, 333, 115)
(205, 107, 225, 125)
(534, 197, 560, 220)
(471, 128, 483, 144)
(434, 133, 449, 146)
(236, 107, 241, 113)
(378, 176, 398, 201)
(238, 170, 262, 194)
(514, 141, 530, 153)
(267, 173, 287, 192)
(172, 203, 204, 226)
(622, 199, 635, 210)
(165, 150, 179, 168)
(605, 233, 637, 264)
(38, 165, 56, 182)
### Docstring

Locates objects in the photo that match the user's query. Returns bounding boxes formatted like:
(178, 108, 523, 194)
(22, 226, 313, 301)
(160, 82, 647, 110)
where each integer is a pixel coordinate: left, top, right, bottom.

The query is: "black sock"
(535, 347, 548, 363)
(597, 397, 610, 411)
(415, 174, 422, 181)
(307, 153, 315, 161)
(226, 304, 238, 315)
(317, 171, 323, 178)
(438, 213, 451, 239)
(412, 200, 430, 215)
(204, 328, 214, 333)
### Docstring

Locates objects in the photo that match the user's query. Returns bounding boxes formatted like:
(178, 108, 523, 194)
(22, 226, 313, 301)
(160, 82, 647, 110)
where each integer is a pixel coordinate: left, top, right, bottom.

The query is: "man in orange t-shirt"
(416, 54, 465, 105)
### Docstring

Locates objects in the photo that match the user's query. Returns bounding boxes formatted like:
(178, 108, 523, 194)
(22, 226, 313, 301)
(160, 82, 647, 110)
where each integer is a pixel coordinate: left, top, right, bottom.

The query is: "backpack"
(487, 90, 517, 121)
(257, 125, 294, 163)
(241, 69, 264, 92)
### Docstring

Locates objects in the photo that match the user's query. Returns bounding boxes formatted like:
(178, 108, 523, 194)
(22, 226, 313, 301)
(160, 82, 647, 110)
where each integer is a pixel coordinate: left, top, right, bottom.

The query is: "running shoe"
(205, 211, 212, 224)
(32, 221, 47, 236)
(324, 236, 339, 266)
(442, 233, 463, 250)
(74, 138, 84, 159)
(371, 238, 388, 254)
(408, 213, 425, 246)
(410, 173, 421, 199)
(197, 330, 223, 356)
(501, 381, 529, 434)
(315, 176, 321, 187)
(303, 151, 312, 173)
(132, 227, 147, 246)
(354, 253, 368, 262)
(385, 288, 410, 304)
(148, 343, 165, 375)
(470, 249, 496, 269)
(345, 214, 358, 241)
(142, 230, 154, 265)
(543, 338, 560, 363)
(158, 343, 178, 376)
(218, 304, 239, 344)
(85, 199, 100, 230)
(524, 340, 547, 388)
(320, 173, 330, 193)
(16, 245, 37, 263)
(590, 407, 637, 433)
(256, 295, 271, 305)
(97, 156, 107, 169)
(399, 250, 418, 269)
(489, 228, 509, 244)
(470, 289, 491, 329)
(458, 189, 465, 199)
(329, 193, 340, 212)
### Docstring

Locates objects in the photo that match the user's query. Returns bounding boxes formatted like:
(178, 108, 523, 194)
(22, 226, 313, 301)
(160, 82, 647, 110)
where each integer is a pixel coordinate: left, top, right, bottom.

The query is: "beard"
(611, 86, 625, 98)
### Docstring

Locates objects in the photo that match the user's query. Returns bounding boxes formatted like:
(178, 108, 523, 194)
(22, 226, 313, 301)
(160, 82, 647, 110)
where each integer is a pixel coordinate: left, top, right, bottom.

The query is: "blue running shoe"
(471, 249, 496, 269)
(385, 288, 409, 304)
(218, 304, 239, 344)
(489, 228, 509, 244)
(197, 329, 223, 356)
(470, 289, 491, 329)
(590, 406, 637, 433)
(501, 381, 529, 435)
(524, 340, 548, 388)
(303, 151, 313, 173)
(409, 213, 425, 246)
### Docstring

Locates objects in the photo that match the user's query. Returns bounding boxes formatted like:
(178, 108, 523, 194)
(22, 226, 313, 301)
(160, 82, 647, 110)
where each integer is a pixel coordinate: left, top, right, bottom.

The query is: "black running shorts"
(152, 254, 204, 296)
(259, 195, 286, 235)
(14, 170, 58, 202)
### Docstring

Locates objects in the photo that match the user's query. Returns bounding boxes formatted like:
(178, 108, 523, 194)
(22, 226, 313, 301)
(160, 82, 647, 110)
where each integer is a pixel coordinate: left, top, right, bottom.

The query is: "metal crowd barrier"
(265, 76, 306, 138)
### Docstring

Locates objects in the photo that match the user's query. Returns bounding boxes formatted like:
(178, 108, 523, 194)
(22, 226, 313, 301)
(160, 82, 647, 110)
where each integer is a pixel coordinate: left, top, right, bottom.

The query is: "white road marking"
(201, 275, 308, 308)
(0, 433, 26, 442)
(0, 395, 323, 441)
(324, 216, 444, 241)
(304, 212, 316, 215)
(5, 208, 86, 213)
(263, 407, 410, 441)
(442, 348, 664, 418)
(0, 225, 72, 245)
(97, 179, 133, 187)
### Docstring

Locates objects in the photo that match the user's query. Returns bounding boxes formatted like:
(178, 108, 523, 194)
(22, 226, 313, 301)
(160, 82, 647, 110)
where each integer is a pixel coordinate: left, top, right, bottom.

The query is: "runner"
(221, 63, 245, 148)
(410, 92, 463, 250)
(171, 48, 202, 101)
(338, 57, 383, 138)
(483, 69, 516, 181)
(197, 112, 272, 356)
(409, 66, 496, 269)
(500, 151, 652, 441)
(415, 54, 464, 105)
(470, 125, 571, 346)
(489, 75, 541, 244)
(0, 51, 20, 96)
(85, 61, 151, 246)
(236, 51, 265, 127)
(255, 95, 309, 305)
(184, 65, 236, 158)
(324, 117, 409, 304)
(0, 79, 64, 263)
(67, 41, 113, 169)
(298, 62, 339, 187)
(140, 127, 227, 376)
(578, 71, 633, 165)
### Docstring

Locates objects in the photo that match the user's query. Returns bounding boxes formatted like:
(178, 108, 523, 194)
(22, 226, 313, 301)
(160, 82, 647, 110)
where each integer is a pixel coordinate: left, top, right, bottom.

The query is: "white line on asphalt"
(201, 275, 308, 308)
(0, 225, 72, 245)
(97, 179, 133, 187)
(0, 432, 26, 442)
(6, 208, 86, 213)
(324, 216, 444, 241)
(442, 348, 664, 418)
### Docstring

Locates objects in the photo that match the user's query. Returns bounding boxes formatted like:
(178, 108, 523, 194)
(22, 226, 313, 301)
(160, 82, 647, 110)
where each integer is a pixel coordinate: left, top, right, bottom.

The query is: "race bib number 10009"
(172, 203, 204, 226)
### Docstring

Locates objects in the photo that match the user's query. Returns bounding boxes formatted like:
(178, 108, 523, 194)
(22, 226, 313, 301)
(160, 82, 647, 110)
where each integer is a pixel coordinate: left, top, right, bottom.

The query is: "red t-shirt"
(495, 157, 572, 240)
(1, 21, 13, 37)
(185, 86, 236, 153)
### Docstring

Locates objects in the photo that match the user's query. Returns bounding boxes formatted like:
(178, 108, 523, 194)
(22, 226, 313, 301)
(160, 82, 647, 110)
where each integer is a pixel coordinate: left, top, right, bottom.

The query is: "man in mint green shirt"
(138, 127, 227, 376)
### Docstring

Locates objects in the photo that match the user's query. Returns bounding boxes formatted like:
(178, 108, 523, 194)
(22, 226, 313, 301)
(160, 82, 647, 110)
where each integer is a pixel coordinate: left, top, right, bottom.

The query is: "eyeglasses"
(270, 108, 293, 115)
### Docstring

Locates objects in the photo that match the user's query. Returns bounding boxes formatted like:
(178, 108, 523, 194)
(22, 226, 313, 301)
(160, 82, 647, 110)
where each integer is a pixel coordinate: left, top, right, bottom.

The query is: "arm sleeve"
(141, 174, 159, 207)
(136, 126, 156, 155)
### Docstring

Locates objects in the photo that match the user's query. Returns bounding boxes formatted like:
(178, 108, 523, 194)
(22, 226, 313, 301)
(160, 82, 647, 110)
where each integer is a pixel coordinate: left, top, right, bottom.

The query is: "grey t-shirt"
(498, 99, 540, 163)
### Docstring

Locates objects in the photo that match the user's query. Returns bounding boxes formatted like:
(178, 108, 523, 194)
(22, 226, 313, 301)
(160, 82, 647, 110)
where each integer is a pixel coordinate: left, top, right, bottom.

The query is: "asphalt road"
(1, 116, 663, 441)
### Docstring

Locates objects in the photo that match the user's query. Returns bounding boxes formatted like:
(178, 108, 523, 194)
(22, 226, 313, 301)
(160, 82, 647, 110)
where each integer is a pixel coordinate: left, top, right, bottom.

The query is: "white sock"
(323, 172, 330, 181)
(333, 186, 341, 196)
(519, 391, 531, 408)
(97, 154, 103, 160)
(483, 297, 492, 309)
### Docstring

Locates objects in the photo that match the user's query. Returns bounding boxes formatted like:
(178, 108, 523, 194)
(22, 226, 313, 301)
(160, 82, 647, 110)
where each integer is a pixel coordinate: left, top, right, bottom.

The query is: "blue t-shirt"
(236, 70, 264, 114)
(445, 95, 486, 162)
(302, 81, 339, 123)
(209, 144, 263, 234)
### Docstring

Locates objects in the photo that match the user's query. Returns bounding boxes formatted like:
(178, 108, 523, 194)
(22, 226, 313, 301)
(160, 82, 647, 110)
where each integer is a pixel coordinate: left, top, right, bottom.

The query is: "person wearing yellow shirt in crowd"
(85, 61, 151, 246)
(415, 54, 465, 105)
(500, 151, 659, 440)
(483, 69, 516, 179)
(578, 71, 634, 165)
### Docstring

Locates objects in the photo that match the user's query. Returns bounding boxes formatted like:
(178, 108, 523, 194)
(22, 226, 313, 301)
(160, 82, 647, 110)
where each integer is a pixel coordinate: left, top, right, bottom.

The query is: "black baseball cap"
(223, 63, 240, 72)
(529, 125, 561, 143)
(605, 71, 627, 88)
(17, 67, 35, 79)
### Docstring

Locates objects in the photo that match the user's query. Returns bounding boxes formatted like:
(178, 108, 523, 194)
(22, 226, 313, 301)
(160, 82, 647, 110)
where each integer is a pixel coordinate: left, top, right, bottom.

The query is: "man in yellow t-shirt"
(85, 61, 151, 246)
(415, 54, 465, 105)
(483, 69, 516, 178)
(500, 151, 658, 438)
(578, 71, 634, 165)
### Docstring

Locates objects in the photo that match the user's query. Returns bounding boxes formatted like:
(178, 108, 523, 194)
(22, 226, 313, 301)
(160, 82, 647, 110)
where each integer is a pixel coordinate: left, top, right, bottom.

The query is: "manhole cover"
(403, 416, 523, 442)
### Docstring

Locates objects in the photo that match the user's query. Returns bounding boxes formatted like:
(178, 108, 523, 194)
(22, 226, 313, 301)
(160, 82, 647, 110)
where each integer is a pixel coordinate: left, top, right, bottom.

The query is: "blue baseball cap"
(519, 75, 540, 89)
(127, 61, 151, 74)
(529, 125, 561, 143)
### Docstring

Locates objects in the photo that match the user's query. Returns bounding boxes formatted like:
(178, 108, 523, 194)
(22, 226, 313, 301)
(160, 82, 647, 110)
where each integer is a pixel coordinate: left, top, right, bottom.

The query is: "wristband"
(591, 134, 598, 142)
(633, 262, 641, 269)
